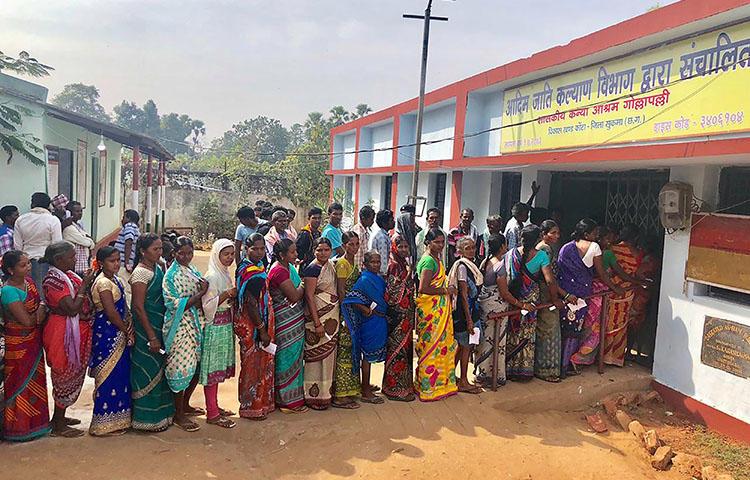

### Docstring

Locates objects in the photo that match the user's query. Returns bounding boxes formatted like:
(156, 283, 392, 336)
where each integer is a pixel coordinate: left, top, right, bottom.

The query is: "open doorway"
(548, 169, 669, 367)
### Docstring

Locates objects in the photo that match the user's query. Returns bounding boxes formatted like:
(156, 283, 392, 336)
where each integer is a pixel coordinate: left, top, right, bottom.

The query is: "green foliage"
(691, 426, 750, 480)
(180, 105, 370, 209)
(0, 51, 51, 166)
(51, 83, 110, 122)
(191, 195, 236, 244)
(0, 50, 53, 77)
(211, 116, 290, 164)
(113, 99, 205, 156)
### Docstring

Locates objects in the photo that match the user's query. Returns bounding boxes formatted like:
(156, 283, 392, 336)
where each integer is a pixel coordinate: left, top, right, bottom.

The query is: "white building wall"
(395, 172, 413, 212)
(461, 171, 493, 229)
(653, 164, 750, 424)
(371, 124, 393, 168)
(421, 104, 455, 161)
(342, 133, 356, 170)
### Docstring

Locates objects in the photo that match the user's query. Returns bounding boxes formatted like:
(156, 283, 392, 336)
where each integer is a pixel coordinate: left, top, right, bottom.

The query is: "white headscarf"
(202, 238, 235, 323)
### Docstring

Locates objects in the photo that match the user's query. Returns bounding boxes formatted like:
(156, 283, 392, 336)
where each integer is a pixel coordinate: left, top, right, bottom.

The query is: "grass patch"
(690, 426, 750, 480)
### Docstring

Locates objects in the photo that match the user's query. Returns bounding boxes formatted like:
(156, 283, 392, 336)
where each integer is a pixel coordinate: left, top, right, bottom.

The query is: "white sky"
(2, 0, 675, 139)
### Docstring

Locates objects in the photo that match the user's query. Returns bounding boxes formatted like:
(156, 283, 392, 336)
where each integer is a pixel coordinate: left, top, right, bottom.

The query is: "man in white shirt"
(14, 192, 63, 295)
(62, 201, 95, 276)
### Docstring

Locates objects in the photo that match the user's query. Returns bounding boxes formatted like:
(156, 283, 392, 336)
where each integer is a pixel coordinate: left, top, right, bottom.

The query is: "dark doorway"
(56, 148, 74, 200)
(499, 172, 521, 227)
(549, 169, 669, 368)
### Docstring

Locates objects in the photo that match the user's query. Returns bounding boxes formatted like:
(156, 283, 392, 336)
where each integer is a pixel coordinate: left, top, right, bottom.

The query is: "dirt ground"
(0, 252, 689, 479)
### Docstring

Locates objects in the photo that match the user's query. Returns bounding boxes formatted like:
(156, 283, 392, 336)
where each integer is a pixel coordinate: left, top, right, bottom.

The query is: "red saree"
(2, 279, 51, 441)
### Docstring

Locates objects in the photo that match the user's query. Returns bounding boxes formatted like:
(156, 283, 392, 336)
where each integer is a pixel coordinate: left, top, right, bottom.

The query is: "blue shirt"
(235, 223, 259, 245)
(369, 228, 391, 276)
(321, 224, 343, 252)
(115, 222, 140, 269)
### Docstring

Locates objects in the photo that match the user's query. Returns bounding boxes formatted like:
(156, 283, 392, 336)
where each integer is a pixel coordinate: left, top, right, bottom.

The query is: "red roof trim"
(326, 136, 750, 175)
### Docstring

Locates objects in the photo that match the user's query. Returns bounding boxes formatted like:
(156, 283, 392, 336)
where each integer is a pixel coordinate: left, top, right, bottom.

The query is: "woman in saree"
(475, 234, 509, 388)
(332, 231, 361, 409)
(447, 236, 484, 394)
(502, 225, 561, 381)
(268, 238, 307, 413)
(341, 250, 388, 404)
(1, 250, 51, 441)
(89, 246, 133, 436)
(534, 220, 563, 382)
(603, 224, 644, 366)
(383, 235, 416, 402)
(130, 234, 175, 432)
(414, 228, 457, 401)
(302, 237, 339, 410)
(42, 241, 95, 437)
(200, 239, 238, 429)
(162, 236, 209, 432)
(558, 220, 623, 375)
(235, 233, 275, 420)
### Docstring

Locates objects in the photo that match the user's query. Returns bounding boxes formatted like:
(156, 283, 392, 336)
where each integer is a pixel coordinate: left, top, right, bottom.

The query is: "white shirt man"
(14, 207, 62, 260)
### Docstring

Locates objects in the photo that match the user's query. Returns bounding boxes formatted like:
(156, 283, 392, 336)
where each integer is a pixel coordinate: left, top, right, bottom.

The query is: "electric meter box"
(658, 182, 693, 230)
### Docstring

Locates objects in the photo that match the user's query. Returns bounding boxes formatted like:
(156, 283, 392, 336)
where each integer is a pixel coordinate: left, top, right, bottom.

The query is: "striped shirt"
(115, 222, 140, 270)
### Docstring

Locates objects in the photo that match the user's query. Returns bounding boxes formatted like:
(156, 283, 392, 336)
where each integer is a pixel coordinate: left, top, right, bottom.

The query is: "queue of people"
(0, 193, 657, 442)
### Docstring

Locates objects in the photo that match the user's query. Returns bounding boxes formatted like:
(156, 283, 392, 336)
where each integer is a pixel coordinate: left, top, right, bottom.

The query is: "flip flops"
(207, 416, 236, 429)
(360, 395, 385, 404)
(332, 400, 361, 409)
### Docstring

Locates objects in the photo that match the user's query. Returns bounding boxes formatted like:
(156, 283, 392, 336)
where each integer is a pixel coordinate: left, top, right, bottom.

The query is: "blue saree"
(340, 270, 388, 374)
(89, 276, 132, 435)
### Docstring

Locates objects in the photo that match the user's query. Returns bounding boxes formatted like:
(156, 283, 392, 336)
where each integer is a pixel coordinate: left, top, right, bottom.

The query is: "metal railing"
(486, 285, 641, 391)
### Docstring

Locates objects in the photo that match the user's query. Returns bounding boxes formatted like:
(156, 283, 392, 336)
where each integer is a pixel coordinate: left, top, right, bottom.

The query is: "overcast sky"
(3, 0, 674, 139)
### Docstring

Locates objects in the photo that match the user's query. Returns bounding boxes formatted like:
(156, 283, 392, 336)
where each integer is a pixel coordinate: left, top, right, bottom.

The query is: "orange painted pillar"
(449, 171, 463, 228)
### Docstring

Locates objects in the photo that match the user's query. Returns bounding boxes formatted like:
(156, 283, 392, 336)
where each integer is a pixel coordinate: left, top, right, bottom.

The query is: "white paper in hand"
(469, 327, 481, 345)
(369, 301, 378, 311)
(548, 305, 557, 311)
(521, 309, 530, 316)
(262, 342, 277, 356)
(569, 298, 588, 312)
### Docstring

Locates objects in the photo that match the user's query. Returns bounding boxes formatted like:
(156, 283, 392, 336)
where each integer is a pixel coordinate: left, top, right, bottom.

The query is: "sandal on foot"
(360, 395, 385, 404)
(175, 418, 201, 432)
(207, 416, 236, 429)
(64, 417, 82, 426)
(280, 406, 308, 414)
(332, 400, 361, 409)
(218, 408, 236, 417)
(50, 426, 85, 438)
(458, 385, 483, 394)
(308, 404, 328, 411)
(184, 406, 206, 417)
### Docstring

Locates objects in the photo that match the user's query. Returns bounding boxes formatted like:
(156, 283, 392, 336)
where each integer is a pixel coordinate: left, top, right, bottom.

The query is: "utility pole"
(404, 1, 448, 207)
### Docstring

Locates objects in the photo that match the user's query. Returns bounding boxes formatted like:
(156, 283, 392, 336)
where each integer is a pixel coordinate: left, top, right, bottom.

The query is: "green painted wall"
(1, 79, 125, 241)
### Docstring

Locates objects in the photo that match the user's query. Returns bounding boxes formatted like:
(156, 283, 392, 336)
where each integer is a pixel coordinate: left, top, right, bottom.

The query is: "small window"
(434, 173, 447, 212)
(382, 175, 393, 211)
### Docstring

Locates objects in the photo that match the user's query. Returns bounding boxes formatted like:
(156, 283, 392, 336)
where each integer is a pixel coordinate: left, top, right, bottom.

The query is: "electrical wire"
(155, 56, 749, 164)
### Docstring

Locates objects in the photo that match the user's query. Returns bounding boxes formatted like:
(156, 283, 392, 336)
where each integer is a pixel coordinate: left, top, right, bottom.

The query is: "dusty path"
(0, 252, 679, 479)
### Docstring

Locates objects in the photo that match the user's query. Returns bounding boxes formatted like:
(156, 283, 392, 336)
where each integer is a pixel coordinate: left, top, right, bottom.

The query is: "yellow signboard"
(501, 22, 750, 153)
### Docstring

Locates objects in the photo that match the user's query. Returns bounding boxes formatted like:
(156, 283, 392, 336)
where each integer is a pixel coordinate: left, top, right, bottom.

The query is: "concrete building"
(329, 0, 750, 441)
(0, 72, 172, 242)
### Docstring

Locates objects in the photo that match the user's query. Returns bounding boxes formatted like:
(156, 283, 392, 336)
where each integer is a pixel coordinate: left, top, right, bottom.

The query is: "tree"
(160, 113, 194, 155)
(51, 83, 110, 122)
(329, 105, 350, 128)
(142, 99, 161, 138)
(113, 100, 146, 132)
(212, 116, 290, 163)
(352, 103, 372, 119)
(0, 51, 52, 166)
